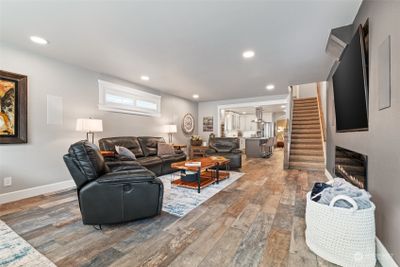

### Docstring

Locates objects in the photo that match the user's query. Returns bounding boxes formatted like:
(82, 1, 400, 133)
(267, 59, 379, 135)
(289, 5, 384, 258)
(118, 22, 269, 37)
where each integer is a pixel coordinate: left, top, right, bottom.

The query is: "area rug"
(0, 220, 56, 267)
(159, 171, 244, 217)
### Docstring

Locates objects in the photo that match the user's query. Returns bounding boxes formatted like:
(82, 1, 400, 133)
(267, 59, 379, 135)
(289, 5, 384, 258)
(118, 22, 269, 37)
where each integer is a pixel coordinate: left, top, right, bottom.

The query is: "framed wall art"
(378, 35, 391, 110)
(0, 70, 28, 144)
(182, 113, 195, 135)
(203, 116, 213, 132)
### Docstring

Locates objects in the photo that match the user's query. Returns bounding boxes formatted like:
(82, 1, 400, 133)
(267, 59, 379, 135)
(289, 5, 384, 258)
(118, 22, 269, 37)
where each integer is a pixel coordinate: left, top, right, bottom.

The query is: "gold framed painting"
(0, 70, 27, 144)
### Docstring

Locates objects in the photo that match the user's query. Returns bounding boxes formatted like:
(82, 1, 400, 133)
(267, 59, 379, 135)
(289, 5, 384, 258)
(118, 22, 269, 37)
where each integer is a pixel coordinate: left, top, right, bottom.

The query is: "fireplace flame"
(337, 164, 364, 189)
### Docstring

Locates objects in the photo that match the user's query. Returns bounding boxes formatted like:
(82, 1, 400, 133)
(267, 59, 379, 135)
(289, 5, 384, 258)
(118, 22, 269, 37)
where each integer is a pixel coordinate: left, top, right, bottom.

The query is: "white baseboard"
(0, 180, 75, 204)
(324, 168, 334, 181)
(376, 237, 399, 267)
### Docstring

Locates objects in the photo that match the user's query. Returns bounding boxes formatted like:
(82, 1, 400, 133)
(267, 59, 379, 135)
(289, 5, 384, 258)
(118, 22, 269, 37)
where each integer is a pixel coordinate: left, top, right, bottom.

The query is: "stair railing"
(284, 86, 294, 169)
(316, 83, 327, 164)
(316, 83, 326, 141)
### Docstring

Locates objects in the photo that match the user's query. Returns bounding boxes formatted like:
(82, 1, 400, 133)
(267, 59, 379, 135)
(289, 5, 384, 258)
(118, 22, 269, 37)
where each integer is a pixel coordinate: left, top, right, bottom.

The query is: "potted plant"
(190, 135, 203, 146)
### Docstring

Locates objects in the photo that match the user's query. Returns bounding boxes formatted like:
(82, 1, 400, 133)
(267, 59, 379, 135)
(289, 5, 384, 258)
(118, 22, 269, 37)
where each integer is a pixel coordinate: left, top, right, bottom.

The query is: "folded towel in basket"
(317, 178, 372, 209)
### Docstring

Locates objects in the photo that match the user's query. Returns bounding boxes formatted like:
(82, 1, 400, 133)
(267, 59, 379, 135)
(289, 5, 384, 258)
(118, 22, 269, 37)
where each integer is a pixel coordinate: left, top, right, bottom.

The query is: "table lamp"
(76, 118, 103, 144)
(163, 124, 177, 143)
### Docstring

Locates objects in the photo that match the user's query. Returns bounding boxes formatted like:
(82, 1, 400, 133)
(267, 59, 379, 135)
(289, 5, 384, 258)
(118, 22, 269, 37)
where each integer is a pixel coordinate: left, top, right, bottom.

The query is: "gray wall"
(326, 1, 400, 263)
(0, 42, 197, 194)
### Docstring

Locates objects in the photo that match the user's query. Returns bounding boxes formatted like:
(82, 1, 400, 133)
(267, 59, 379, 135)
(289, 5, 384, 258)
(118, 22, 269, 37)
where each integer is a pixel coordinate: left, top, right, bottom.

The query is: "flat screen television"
(332, 25, 368, 132)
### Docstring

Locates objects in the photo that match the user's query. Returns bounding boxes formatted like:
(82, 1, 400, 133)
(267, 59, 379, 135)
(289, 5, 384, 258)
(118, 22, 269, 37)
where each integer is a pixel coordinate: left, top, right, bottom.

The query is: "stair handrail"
(316, 83, 326, 141)
(316, 82, 327, 165)
(284, 86, 294, 169)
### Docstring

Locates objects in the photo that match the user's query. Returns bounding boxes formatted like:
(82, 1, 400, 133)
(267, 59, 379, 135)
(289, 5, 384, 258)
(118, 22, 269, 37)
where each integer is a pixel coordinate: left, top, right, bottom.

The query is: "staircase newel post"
(284, 127, 290, 169)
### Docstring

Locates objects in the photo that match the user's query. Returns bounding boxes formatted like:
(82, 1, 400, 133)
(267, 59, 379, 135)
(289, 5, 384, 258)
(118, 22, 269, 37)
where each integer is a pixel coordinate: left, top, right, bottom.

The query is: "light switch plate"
(3, 177, 12, 187)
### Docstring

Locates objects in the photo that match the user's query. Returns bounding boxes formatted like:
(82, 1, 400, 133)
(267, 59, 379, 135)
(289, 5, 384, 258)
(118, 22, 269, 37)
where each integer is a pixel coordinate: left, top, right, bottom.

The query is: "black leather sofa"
(99, 136, 187, 176)
(63, 140, 163, 225)
(206, 137, 242, 169)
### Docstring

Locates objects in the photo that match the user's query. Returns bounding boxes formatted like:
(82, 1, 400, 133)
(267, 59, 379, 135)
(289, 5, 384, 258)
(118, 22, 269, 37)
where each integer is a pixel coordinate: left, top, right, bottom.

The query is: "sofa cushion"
(137, 156, 163, 167)
(138, 137, 165, 156)
(68, 140, 107, 180)
(99, 137, 144, 157)
(157, 143, 175, 156)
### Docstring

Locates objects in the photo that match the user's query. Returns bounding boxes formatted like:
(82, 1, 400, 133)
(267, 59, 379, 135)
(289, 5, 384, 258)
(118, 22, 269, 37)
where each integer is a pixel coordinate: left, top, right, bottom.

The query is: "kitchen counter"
(245, 137, 269, 158)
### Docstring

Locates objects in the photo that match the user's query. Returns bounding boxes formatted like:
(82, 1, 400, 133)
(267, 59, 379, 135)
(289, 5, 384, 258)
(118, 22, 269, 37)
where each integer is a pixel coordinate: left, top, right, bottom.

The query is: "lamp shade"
(76, 118, 103, 132)
(163, 124, 177, 133)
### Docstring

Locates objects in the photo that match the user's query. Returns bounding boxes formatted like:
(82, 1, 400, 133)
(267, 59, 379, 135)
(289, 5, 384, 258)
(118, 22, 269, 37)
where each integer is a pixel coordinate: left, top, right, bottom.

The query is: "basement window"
(136, 99, 158, 110)
(98, 80, 161, 116)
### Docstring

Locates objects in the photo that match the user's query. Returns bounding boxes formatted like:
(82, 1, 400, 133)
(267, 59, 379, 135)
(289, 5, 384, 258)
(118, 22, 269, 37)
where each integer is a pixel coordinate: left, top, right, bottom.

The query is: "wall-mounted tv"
(332, 25, 368, 132)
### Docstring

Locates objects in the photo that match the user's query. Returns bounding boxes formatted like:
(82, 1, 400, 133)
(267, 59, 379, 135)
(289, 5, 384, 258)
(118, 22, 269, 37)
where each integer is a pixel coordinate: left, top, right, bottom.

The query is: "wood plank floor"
(1, 149, 340, 267)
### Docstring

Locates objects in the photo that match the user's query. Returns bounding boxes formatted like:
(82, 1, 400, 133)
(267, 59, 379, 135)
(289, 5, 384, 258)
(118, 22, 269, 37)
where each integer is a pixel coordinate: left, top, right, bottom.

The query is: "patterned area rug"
(160, 171, 244, 217)
(0, 220, 55, 267)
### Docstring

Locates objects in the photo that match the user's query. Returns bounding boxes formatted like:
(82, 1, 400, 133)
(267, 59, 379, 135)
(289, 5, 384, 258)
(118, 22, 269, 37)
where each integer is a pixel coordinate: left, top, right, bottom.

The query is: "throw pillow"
(115, 145, 136, 160)
(157, 143, 175, 156)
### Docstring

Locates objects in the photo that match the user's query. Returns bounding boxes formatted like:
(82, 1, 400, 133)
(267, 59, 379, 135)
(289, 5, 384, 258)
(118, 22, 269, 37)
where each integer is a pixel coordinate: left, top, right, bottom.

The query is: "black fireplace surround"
(335, 146, 368, 190)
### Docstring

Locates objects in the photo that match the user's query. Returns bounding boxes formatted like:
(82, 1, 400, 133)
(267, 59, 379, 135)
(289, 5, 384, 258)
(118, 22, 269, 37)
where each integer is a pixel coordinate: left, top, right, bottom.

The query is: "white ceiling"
(0, 0, 361, 102)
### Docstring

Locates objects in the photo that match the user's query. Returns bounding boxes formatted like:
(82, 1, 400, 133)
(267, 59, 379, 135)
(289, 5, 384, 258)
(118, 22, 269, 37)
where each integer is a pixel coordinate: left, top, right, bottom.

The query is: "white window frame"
(98, 80, 161, 117)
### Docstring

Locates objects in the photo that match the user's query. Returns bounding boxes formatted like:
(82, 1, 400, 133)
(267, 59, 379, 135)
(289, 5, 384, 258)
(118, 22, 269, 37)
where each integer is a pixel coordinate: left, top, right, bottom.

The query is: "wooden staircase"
(289, 97, 324, 171)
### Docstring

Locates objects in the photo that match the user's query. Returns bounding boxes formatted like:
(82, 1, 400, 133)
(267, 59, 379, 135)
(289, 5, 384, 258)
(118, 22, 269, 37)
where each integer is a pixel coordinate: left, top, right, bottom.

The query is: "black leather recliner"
(98, 136, 187, 176)
(206, 137, 242, 169)
(63, 140, 163, 225)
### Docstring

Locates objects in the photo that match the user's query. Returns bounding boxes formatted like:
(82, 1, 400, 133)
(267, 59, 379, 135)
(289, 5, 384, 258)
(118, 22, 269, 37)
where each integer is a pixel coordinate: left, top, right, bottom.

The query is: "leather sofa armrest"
(206, 148, 217, 155)
(209, 144, 233, 153)
(106, 161, 143, 172)
(97, 170, 156, 184)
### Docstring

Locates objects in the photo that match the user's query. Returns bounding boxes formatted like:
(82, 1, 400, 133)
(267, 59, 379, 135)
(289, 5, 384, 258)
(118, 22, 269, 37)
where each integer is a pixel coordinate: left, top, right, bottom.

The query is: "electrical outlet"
(3, 177, 12, 187)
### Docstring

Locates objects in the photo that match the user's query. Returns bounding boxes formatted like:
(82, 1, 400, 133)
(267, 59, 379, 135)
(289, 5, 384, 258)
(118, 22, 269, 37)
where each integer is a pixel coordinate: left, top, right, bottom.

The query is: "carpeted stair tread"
(291, 138, 322, 144)
(291, 124, 320, 129)
(291, 143, 322, 150)
(290, 149, 324, 156)
(289, 161, 325, 171)
(290, 155, 324, 163)
(292, 129, 321, 134)
(292, 134, 321, 139)
(292, 120, 320, 125)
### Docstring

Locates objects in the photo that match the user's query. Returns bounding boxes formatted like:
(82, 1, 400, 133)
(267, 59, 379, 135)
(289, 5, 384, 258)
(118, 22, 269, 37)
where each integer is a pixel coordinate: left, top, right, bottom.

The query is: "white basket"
(305, 192, 376, 267)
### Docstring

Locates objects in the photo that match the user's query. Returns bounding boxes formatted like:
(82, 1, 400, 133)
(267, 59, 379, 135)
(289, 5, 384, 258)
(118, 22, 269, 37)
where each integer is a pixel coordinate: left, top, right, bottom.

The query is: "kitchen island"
(245, 137, 270, 158)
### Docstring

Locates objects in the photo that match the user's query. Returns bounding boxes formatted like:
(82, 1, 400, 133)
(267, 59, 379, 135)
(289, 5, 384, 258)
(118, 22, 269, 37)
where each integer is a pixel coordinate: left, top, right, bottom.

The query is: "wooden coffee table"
(171, 156, 230, 193)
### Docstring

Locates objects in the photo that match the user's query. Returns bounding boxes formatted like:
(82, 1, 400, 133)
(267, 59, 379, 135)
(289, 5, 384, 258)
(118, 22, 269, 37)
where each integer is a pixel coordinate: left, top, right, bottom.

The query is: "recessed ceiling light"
(266, 84, 275, 90)
(281, 105, 286, 108)
(140, 75, 150, 81)
(192, 94, 199, 99)
(30, 36, 48, 45)
(242, 50, 255, 59)
(242, 112, 246, 114)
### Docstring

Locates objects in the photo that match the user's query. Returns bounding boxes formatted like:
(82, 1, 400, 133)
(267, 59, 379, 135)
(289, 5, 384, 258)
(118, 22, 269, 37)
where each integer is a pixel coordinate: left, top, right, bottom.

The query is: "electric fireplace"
(335, 146, 368, 190)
